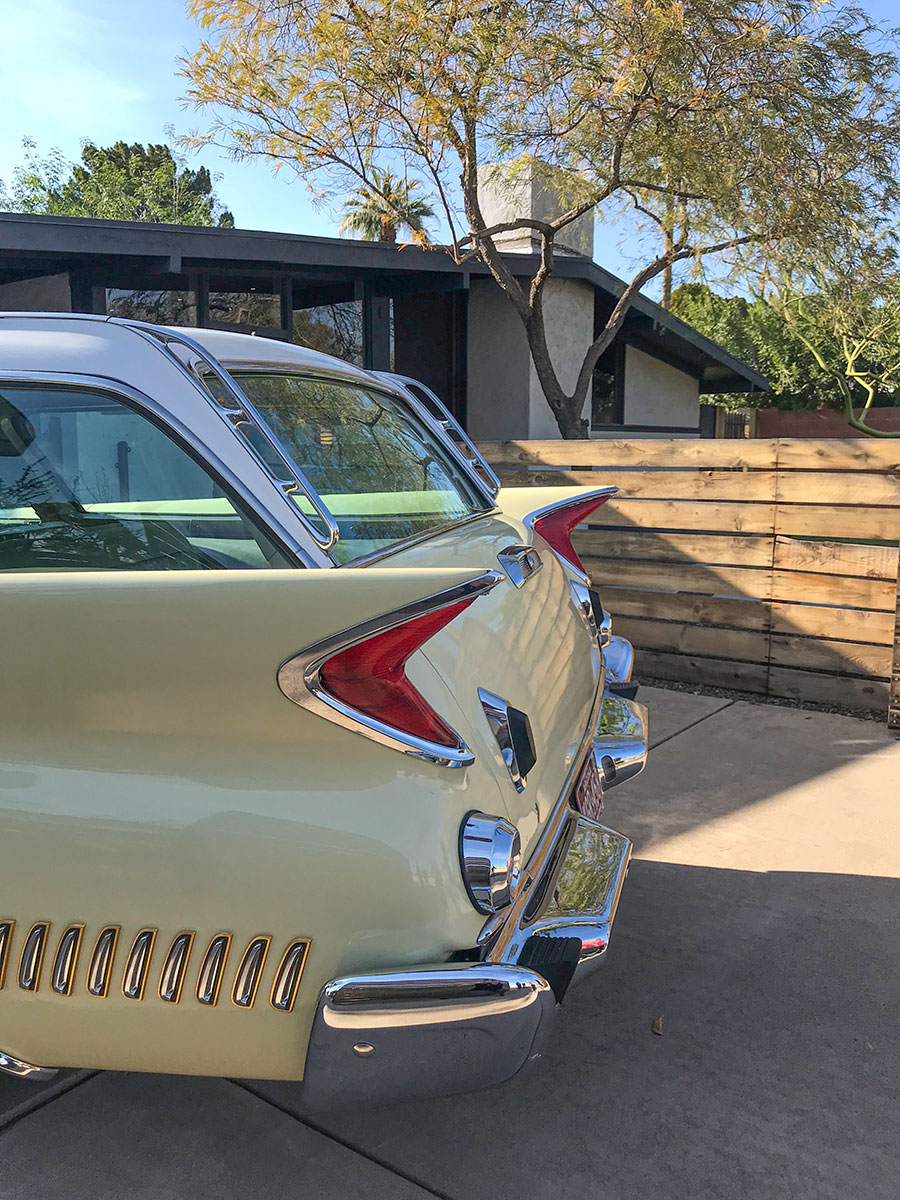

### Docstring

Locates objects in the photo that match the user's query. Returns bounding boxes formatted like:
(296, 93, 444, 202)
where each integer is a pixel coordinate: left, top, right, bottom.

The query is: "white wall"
(622, 345, 700, 429)
(0, 273, 72, 312)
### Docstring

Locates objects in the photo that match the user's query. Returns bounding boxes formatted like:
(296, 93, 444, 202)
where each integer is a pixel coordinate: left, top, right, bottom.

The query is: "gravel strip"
(637, 674, 889, 723)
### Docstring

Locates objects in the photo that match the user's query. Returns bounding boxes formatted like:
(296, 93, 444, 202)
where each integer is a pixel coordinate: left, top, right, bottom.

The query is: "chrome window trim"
(221, 366, 494, 562)
(372, 372, 501, 503)
(278, 570, 505, 768)
(0, 370, 315, 570)
(111, 320, 341, 554)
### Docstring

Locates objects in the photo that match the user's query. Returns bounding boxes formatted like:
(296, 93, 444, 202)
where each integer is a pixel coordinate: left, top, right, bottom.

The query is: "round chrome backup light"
(459, 813, 522, 914)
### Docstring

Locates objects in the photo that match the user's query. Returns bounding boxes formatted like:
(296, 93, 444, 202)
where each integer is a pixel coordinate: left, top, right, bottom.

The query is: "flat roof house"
(0, 211, 766, 438)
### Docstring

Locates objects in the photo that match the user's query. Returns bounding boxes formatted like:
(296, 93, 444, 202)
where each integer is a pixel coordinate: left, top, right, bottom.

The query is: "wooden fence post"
(890, 543, 900, 731)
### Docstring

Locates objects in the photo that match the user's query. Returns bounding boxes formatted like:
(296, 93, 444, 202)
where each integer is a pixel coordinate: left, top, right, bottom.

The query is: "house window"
(208, 290, 281, 330)
(293, 302, 364, 366)
(591, 343, 624, 427)
(106, 288, 197, 326)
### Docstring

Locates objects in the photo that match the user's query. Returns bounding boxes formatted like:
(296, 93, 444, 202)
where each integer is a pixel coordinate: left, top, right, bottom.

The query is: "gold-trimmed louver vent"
(271, 940, 311, 1013)
(50, 925, 84, 996)
(18, 923, 49, 992)
(87, 926, 120, 997)
(158, 932, 194, 1004)
(196, 934, 231, 1007)
(232, 937, 271, 1008)
(0, 921, 14, 989)
(122, 929, 157, 1001)
(2, 923, 310, 1010)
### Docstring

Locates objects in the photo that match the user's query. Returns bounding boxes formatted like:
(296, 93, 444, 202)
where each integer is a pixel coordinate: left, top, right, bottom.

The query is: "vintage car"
(0, 312, 648, 1106)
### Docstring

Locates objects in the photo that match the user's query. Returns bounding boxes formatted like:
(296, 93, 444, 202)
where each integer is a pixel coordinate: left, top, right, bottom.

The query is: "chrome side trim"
(0, 921, 14, 989)
(232, 937, 271, 1008)
(278, 570, 504, 768)
(196, 934, 232, 1007)
(497, 544, 543, 588)
(18, 923, 49, 992)
(87, 926, 120, 997)
(302, 964, 554, 1108)
(0, 1050, 57, 1082)
(113, 320, 341, 553)
(122, 929, 157, 1001)
(50, 925, 84, 996)
(270, 939, 312, 1012)
(158, 931, 195, 1004)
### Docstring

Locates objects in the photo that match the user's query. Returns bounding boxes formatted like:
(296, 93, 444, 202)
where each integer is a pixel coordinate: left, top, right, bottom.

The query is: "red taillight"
(319, 599, 474, 748)
(532, 494, 612, 573)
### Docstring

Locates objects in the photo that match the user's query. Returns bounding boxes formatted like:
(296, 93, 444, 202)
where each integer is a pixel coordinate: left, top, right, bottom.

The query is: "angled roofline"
(0, 212, 768, 393)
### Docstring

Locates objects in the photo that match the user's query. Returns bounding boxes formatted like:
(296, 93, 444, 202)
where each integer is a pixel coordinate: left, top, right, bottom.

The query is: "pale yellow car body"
(0, 316, 642, 1096)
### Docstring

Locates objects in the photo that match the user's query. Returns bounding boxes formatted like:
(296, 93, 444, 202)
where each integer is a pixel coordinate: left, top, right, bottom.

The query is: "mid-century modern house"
(0, 207, 766, 438)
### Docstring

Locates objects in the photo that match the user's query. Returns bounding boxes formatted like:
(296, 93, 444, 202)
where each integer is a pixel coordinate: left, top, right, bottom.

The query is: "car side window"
(0, 383, 293, 571)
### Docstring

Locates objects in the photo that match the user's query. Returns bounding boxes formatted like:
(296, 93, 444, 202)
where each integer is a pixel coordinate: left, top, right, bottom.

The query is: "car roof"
(167, 325, 380, 386)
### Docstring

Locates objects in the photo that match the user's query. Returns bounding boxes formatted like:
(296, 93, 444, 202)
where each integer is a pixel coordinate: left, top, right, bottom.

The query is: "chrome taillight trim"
(277, 570, 505, 768)
(569, 579, 600, 642)
(523, 487, 619, 583)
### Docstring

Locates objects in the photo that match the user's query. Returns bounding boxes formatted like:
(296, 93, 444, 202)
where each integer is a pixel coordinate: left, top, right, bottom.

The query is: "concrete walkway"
(2, 688, 898, 1199)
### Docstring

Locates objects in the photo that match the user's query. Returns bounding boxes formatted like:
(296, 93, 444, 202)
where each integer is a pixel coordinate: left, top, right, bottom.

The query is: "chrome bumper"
(301, 674, 647, 1109)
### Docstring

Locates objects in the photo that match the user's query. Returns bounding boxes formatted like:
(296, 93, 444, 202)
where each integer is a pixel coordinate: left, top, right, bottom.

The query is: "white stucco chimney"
(477, 161, 594, 258)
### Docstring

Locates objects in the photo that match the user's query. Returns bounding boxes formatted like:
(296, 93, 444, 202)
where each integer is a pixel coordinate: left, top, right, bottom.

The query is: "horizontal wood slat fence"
(477, 438, 900, 721)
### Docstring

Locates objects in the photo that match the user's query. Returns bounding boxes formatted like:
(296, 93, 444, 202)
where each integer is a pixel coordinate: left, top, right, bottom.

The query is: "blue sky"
(1, 0, 897, 287)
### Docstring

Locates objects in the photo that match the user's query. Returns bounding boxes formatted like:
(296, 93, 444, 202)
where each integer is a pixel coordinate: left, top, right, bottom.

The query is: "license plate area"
(573, 752, 604, 822)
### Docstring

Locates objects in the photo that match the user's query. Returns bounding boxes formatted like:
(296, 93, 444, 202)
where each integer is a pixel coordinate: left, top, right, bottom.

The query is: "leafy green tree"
(673, 253, 900, 437)
(670, 284, 850, 412)
(182, 0, 900, 436)
(0, 132, 233, 226)
(339, 169, 434, 243)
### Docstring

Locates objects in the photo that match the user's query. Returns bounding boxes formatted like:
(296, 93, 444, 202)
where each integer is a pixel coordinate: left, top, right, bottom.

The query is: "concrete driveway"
(2, 687, 898, 1200)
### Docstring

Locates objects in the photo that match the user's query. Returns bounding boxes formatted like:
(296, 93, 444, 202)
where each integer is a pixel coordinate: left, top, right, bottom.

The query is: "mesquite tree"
(182, 0, 900, 437)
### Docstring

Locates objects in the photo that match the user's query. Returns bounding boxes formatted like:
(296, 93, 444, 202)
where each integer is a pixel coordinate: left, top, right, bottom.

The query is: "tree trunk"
(380, 221, 397, 243)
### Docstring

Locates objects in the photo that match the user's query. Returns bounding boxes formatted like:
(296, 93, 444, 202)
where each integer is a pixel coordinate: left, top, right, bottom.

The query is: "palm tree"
(339, 170, 434, 244)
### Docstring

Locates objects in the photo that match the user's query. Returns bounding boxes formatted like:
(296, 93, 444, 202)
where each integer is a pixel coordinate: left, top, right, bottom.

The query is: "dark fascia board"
(0, 211, 768, 391)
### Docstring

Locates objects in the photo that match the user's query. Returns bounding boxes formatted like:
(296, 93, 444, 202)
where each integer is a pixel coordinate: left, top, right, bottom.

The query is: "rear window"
(231, 372, 489, 564)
